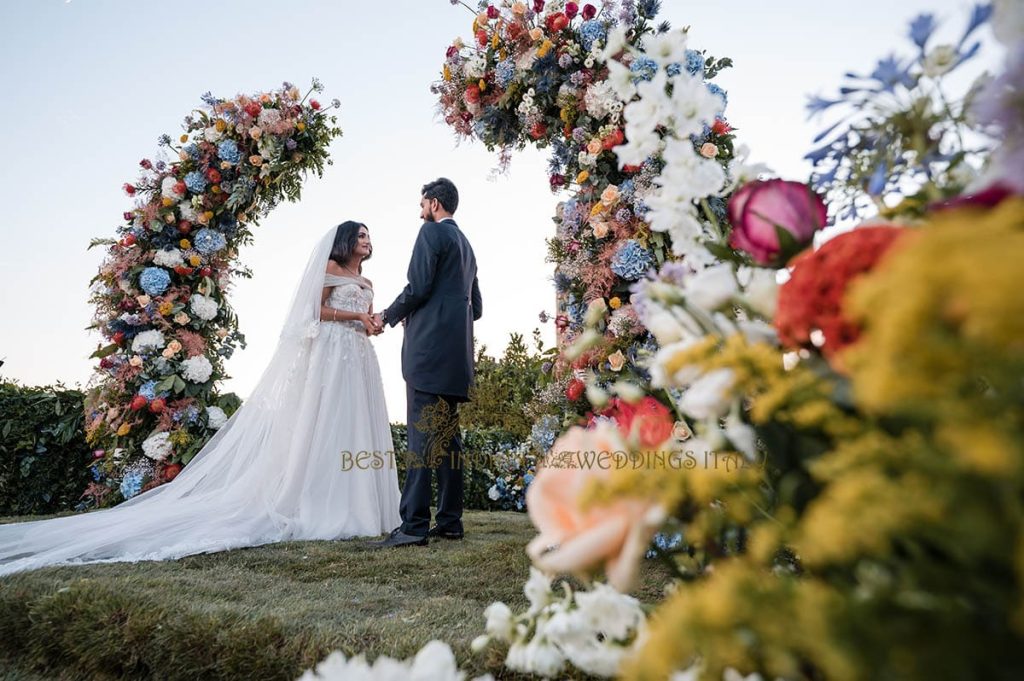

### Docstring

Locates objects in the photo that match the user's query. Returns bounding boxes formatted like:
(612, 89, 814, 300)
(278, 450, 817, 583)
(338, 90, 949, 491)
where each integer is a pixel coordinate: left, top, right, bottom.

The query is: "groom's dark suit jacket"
(384, 218, 482, 400)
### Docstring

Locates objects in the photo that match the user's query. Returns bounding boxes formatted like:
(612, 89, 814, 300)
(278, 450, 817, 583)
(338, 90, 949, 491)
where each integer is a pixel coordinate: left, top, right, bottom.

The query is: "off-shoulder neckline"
(324, 271, 373, 288)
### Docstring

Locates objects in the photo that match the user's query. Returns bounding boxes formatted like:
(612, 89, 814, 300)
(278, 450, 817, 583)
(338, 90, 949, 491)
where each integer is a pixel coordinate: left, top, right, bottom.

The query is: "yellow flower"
(211, 184, 221, 194)
(189, 254, 202, 267)
(215, 119, 226, 132)
(491, 32, 500, 49)
(537, 39, 554, 58)
(179, 134, 188, 143)
(161, 197, 174, 207)
(589, 202, 604, 217)
(117, 423, 131, 436)
(609, 296, 622, 309)
(296, 121, 306, 132)
(576, 170, 590, 184)
(443, 64, 452, 81)
(158, 301, 173, 316)
(179, 239, 191, 249)
(478, 79, 487, 92)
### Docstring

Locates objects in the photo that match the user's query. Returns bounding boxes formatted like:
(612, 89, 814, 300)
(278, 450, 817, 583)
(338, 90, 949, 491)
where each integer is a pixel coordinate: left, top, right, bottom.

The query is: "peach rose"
(591, 220, 609, 238)
(512, 2, 527, 14)
(529, 27, 544, 41)
(700, 142, 718, 158)
(527, 422, 666, 592)
(600, 184, 620, 205)
(586, 138, 603, 155)
(129, 355, 143, 367)
(607, 349, 626, 371)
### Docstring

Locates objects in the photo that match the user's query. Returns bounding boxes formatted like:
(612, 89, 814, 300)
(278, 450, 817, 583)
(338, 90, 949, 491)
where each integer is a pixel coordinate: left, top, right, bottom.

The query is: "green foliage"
(0, 380, 92, 516)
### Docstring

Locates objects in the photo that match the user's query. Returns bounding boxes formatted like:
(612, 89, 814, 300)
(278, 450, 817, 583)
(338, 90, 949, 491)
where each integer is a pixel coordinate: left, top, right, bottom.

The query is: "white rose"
(131, 329, 166, 353)
(203, 126, 222, 142)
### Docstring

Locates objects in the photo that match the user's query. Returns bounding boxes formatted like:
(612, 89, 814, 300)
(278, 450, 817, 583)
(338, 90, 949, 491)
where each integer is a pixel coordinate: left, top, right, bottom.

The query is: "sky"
(0, 0, 1001, 422)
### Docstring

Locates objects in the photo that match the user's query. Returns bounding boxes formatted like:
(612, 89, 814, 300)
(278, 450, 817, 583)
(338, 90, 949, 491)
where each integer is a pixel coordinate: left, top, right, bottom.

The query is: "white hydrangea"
(464, 53, 487, 79)
(257, 107, 282, 129)
(141, 431, 173, 461)
(205, 405, 227, 430)
(152, 248, 184, 268)
(178, 202, 199, 223)
(131, 329, 166, 353)
(189, 293, 219, 321)
(181, 355, 213, 383)
(583, 80, 619, 120)
(298, 640, 478, 681)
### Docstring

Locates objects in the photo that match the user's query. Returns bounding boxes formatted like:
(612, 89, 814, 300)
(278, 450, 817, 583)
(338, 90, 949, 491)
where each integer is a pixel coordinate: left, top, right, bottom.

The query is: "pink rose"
(727, 179, 827, 265)
(526, 422, 665, 591)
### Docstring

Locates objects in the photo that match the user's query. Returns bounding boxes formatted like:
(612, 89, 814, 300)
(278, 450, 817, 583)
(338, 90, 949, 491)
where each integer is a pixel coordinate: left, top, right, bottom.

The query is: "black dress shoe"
(427, 525, 464, 540)
(368, 527, 428, 548)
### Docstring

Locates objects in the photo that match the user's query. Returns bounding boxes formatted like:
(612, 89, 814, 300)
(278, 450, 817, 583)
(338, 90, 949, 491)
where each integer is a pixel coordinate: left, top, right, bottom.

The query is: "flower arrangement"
(83, 80, 342, 504)
(449, 3, 1024, 679)
(435, 0, 747, 431)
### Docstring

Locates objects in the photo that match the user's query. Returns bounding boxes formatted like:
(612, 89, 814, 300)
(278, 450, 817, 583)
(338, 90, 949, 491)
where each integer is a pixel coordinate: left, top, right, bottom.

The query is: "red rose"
(602, 128, 624, 150)
(139, 159, 152, 170)
(178, 220, 192, 234)
(582, 3, 597, 19)
(244, 102, 261, 117)
(464, 84, 482, 105)
(487, 5, 500, 19)
(530, 121, 548, 139)
(163, 463, 183, 481)
(711, 118, 733, 135)
(622, 164, 642, 173)
(555, 314, 569, 330)
(533, 0, 545, 12)
(565, 2, 579, 19)
(310, 99, 321, 110)
(130, 395, 148, 411)
(566, 378, 585, 402)
(172, 180, 186, 195)
(550, 173, 566, 189)
(206, 168, 222, 183)
(123, 211, 134, 221)
(113, 331, 125, 345)
(99, 357, 113, 369)
(123, 183, 136, 195)
(149, 398, 166, 414)
(476, 29, 489, 46)
(446, 45, 459, 59)
(546, 12, 569, 32)
(174, 265, 193, 276)
(727, 179, 827, 266)
(123, 233, 137, 246)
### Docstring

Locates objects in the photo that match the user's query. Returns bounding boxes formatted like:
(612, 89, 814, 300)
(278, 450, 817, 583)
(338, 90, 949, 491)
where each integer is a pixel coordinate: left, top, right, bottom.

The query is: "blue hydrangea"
(579, 20, 607, 52)
(706, 82, 728, 107)
(217, 139, 242, 164)
(183, 143, 201, 160)
(120, 471, 144, 499)
(139, 267, 171, 296)
(666, 63, 682, 77)
(619, 179, 636, 198)
(685, 49, 705, 76)
(630, 56, 658, 82)
(611, 239, 655, 280)
(139, 380, 158, 401)
(530, 415, 561, 453)
(90, 465, 102, 482)
(184, 171, 207, 194)
(194, 228, 227, 255)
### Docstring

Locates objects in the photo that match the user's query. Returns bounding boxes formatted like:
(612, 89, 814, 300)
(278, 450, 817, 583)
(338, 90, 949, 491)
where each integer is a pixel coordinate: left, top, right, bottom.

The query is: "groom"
(370, 178, 482, 548)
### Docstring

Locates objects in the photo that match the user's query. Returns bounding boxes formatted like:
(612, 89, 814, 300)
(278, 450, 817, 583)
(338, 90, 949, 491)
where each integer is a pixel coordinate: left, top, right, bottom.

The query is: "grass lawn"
(0, 510, 672, 680)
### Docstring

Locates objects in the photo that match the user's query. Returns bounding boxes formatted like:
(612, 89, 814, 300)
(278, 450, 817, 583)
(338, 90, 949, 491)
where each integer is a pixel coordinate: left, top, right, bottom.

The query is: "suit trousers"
(399, 385, 465, 536)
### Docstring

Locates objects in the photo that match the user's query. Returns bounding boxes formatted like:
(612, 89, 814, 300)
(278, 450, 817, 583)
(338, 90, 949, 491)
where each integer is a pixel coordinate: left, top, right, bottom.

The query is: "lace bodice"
(324, 273, 374, 332)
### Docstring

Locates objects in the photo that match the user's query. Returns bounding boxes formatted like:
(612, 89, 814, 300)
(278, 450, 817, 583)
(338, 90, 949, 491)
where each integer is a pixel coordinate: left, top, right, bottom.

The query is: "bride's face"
(355, 227, 372, 259)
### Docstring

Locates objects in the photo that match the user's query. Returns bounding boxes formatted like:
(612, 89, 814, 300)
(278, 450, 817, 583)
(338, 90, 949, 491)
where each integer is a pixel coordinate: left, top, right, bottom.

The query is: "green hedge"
(0, 380, 92, 516)
(0, 380, 531, 518)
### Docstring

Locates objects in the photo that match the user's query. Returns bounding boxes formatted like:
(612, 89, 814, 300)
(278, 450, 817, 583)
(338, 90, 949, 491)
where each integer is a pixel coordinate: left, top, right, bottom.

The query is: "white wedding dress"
(0, 226, 401, 576)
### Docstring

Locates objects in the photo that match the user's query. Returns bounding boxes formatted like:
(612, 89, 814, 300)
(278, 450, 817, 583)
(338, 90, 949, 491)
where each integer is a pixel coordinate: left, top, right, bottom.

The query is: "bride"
(0, 221, 402, 576)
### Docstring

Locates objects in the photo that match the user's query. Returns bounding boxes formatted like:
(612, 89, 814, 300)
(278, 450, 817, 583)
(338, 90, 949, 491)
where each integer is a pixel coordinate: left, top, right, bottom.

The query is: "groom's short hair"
(422, 177, 459, 214)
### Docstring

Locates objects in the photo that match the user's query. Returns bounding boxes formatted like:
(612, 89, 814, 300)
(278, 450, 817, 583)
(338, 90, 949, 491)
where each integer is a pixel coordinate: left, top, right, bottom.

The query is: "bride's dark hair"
(329, 221, 371, 273)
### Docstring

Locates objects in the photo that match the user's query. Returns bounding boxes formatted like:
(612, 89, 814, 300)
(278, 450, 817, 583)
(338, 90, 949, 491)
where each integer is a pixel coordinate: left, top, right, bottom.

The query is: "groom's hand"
(370, 313, 385, 333)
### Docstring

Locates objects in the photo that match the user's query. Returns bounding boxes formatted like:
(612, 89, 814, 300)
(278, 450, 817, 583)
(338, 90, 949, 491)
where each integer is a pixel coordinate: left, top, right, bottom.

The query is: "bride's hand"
(359, 313, 381, 335)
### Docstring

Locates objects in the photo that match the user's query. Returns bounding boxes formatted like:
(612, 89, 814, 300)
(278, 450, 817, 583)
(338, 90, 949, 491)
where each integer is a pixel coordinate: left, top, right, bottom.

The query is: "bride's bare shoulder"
(324, 261, 345, 276)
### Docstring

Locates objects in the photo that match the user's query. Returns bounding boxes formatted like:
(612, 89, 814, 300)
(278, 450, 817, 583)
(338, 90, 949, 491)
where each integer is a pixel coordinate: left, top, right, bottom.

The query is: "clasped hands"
(361, 312, 385, 336)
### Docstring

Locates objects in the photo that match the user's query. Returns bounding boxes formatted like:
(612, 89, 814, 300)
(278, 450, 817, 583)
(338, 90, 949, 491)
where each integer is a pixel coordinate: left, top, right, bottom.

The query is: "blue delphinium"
(611, 239, 655, 280)
(217, 139, 242, 164)
(630, 56, 658, 82)
(184, 171, 207, 194)
(194, 228, 227, 255)
(495, 58, 516, 88)
(139, 267, 171, 296)
(120, 471, 144, 500)
(580, 19, 607, 52)
(553, 271, 572, 292)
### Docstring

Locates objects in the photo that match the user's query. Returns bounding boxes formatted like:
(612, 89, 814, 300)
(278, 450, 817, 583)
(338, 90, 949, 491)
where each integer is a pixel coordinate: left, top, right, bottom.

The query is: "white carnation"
(152, 248, 184, 268)
(131, 329, 166, 353)
(189, 294, 219, 321)
(181, 355, 213, 383)
(202, 126, 222, 142)
(141, 431, 173, 461)
(205, 405, 227, 430)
